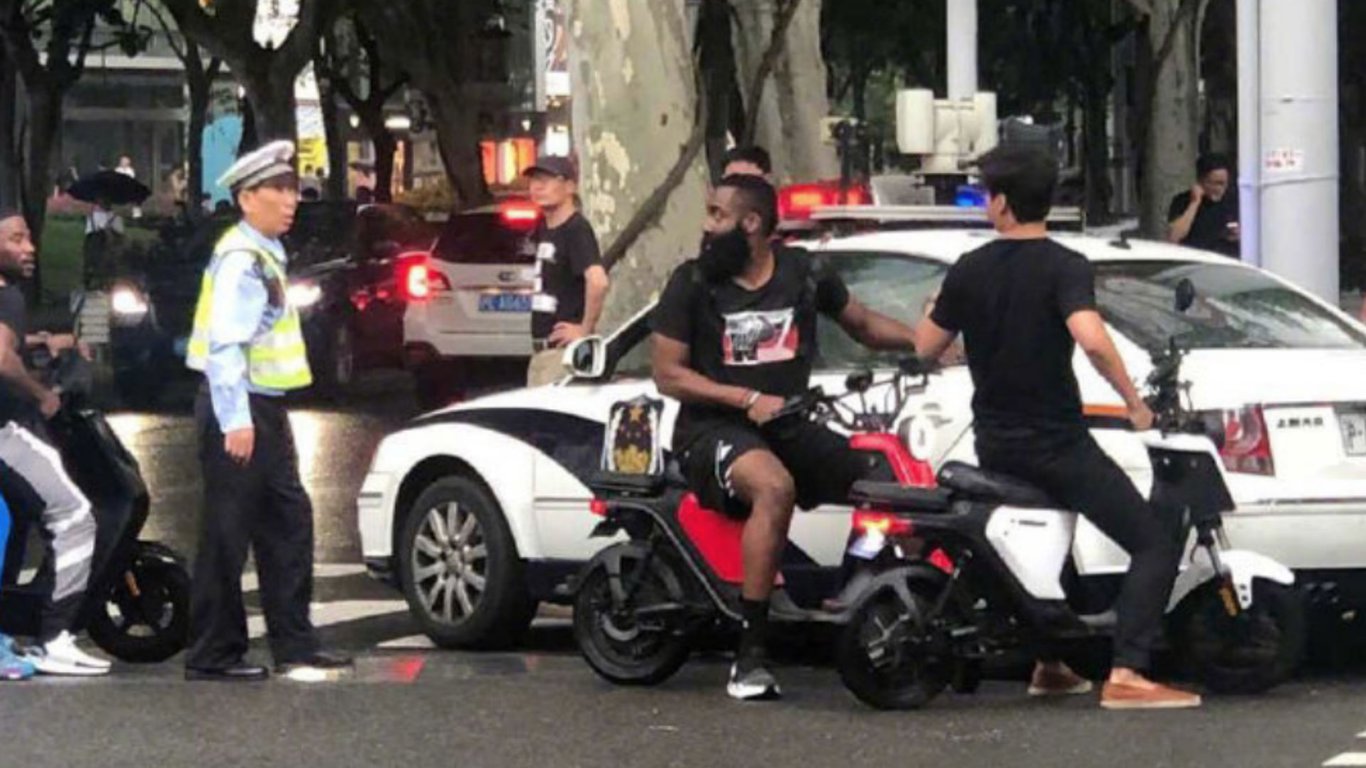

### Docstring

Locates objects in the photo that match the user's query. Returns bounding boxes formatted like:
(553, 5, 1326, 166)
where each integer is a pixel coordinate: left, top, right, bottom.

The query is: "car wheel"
(398, 476, 537, 649)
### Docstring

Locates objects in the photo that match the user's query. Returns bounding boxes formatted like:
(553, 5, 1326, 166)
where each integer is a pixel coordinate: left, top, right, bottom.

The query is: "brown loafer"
(1028, 664, 1094, 697)
(1100, 680, 1202, 709)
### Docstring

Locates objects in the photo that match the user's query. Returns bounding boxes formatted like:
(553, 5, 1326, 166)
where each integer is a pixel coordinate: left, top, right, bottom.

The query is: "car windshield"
(815, 250, 947, 369)
(433, 211, 537, 265)
(1095, 261, 1366, 351)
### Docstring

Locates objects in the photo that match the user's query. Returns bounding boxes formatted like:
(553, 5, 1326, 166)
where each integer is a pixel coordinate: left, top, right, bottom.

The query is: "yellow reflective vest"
(185, 225, 313, 390)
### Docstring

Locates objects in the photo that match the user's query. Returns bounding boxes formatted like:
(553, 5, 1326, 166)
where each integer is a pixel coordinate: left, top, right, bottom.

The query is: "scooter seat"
(588, 471, 668, 497)
(849, 481, 952, 512)
(936, 462, 1056, 508)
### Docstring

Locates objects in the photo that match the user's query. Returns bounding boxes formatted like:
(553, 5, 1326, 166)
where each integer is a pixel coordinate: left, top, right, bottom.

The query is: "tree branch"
(1154, 0, 1203, 70)
(601, 54, 709, 271)
(278, 0, 340, 75)
(740, 0, 804, 147)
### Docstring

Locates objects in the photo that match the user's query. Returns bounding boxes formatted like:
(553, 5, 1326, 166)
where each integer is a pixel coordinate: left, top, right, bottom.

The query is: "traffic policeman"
(184, 140, 351, 682)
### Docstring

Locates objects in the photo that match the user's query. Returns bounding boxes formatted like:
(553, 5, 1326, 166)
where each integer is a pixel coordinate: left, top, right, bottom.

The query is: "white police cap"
(217, 139, 297, 193)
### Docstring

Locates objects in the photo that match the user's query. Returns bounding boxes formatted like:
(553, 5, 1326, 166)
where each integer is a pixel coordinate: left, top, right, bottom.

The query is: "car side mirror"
(1174, 278, 1196, 314)
(565, 335, 607, 380)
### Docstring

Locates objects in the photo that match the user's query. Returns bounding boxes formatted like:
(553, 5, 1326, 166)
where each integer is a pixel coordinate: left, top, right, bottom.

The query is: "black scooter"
(0, 351, 190, 663)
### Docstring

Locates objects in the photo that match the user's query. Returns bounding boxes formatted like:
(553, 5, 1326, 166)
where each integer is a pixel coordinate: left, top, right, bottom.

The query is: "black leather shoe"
(275, 651, 354, 675)
(184, 664, 269, 682)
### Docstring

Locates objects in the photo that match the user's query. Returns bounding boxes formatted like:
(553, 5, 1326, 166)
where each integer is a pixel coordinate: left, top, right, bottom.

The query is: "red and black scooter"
(566, 360, 940, 686)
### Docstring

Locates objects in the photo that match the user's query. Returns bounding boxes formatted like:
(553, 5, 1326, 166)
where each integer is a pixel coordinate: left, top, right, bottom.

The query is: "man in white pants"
(0, 209, 109, 676)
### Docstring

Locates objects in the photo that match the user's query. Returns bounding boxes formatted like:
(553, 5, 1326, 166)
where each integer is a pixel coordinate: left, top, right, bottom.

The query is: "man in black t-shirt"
(525, 156, 609, 387)
(915, 146, 1198, 710)
(0, 210, 108, 676)
(653, 175, 916, 700)
(1167, 153, 1240, 257)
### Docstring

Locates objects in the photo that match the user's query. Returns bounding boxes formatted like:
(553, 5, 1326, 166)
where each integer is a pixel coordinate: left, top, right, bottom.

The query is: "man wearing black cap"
(524, 156, 609, 387)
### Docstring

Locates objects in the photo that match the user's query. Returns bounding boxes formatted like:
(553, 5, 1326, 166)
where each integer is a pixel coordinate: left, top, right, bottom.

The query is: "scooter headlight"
(110, 283, 149, 323)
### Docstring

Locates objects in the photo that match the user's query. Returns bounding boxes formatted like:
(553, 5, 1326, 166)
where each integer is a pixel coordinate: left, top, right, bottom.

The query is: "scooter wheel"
(87, 547, 191, 664)
(1174, 580, 1306, 695)
(572, 547, 693, 686)
(837, 589, 949, 710)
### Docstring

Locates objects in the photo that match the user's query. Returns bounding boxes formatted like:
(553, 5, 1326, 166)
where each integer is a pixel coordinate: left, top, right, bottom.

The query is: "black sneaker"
(276, 651, 354, 681)
(727, 658, 781, 701)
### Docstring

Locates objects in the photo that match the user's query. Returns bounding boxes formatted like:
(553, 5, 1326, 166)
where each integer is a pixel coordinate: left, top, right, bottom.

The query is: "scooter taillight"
(1215, 406, 1275, 476)
(851, 510, 913, 537)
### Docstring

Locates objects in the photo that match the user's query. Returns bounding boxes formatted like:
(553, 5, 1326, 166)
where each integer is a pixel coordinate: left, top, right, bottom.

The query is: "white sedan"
(357, 229, 1366, 649)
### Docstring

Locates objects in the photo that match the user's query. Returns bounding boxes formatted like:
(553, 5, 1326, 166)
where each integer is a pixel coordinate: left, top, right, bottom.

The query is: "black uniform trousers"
(186, 385, 319, 669)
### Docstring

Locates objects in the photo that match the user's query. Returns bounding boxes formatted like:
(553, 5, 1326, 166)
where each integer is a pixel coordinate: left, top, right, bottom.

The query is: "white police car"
(358, 227, 1366, 649)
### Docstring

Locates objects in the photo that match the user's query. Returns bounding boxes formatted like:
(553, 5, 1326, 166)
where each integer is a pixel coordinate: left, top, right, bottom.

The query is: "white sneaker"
(727, 661, 781, 701)
(26, 632, 111, 677)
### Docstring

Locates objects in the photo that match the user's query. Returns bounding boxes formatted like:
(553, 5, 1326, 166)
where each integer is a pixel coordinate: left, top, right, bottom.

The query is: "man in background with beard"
(651, 175, 917, 701)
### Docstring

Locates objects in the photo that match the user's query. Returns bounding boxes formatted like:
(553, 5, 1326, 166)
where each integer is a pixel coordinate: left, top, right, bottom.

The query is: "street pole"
(1236, 0, 1261, 268)
(1246, 0, 1340, 302)
(947, 0, 977, 101)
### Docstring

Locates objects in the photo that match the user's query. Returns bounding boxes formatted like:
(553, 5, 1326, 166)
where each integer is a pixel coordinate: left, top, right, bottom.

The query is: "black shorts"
(678, 418, 871, 519)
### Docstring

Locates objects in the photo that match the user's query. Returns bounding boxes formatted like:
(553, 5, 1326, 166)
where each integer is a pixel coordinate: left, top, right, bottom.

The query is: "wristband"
(742, 390, 761, 410)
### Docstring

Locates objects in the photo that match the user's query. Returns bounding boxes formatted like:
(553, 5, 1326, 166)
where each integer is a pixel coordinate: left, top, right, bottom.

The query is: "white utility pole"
(1239, 0, 1340, 302)
(947, 0, 978, 101)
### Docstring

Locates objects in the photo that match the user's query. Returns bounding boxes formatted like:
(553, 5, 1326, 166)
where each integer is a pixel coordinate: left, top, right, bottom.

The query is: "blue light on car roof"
(955, 185, 987, 208)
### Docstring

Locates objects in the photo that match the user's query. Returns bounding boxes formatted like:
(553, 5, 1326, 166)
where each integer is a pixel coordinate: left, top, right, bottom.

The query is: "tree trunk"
(315, 61, 345, 201)
(0, 50, 21, 213)
(1082, 82, 1113, 225)
(1140, 1, 1201, 236)
(732, 0, 836, 184)
(357, 108, 398, 203)
(698, 0, 739, 182)
(24, 85, 60, 245)
(186, 68, 211, 214)
(242, 68, 299, 144)
(569, 0, 710, 331)
(428, 89, 489, 209)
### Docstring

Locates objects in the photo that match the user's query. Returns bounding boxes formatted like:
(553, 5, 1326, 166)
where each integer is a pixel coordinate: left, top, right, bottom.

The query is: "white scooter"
(832, 279, 1305, 710)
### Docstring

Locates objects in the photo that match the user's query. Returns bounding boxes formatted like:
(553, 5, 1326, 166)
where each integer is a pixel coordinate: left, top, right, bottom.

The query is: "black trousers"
(186, 388, 319, 669)
(979, 435, 1183, 671)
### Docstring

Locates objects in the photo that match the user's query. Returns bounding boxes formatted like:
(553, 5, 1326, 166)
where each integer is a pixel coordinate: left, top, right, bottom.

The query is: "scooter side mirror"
(1174, 278, 1197, 314)
(845, 369, 874, 394)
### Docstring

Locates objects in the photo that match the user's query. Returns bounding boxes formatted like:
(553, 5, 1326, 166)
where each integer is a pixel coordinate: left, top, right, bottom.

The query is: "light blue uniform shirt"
(202, 221, 289, 432)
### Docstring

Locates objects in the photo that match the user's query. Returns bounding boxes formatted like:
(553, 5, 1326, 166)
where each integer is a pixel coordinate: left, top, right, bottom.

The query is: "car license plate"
(478, 294, 531, 313)
(1340, 412, 1366, 456)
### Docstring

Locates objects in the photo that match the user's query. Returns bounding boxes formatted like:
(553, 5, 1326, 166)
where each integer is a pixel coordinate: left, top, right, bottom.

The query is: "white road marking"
(377, 635, 435, 650)
(1325, 754, 1366, 767)
(248, 599, 408, 639)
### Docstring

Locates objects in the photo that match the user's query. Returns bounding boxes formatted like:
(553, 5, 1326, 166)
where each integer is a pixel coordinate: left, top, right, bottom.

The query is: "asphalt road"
(7, 372, 1366, 768)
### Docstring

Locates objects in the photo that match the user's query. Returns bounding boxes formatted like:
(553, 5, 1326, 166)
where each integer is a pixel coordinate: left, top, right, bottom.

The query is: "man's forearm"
(655, 365, 752, 411)
(581, 280, 607, 334)
(1168, 203, 1199, 243)
(0, 348, 50, 404)
(1086, 345, 1144, 408)
(856, 313, 917, 351)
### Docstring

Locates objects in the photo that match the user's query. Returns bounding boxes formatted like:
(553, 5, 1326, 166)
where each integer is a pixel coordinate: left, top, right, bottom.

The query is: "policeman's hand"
(549, 322, 587, 346)
(225, 427, 255, 465)
(747, 394, 786, 426)
(1128, 402, 1155, 432)
(38, 389, 61, 419)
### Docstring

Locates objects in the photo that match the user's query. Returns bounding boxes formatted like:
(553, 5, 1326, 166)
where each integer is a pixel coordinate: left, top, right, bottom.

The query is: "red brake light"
(852, 509, 913, 537)
(590, 499, 608, 517)
(499, 201, 541, 230)
(397, 253, 450, 302)
(1218, 406, 1275, 476)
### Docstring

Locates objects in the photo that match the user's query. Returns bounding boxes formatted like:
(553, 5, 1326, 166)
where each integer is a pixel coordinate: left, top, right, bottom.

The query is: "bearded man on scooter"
(914, 145, 1200, 710)
(0, 209, 110, 677)
(651, 174, 918, 700)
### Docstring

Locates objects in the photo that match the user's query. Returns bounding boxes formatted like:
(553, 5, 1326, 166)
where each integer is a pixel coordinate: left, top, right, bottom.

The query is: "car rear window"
(1096, 261, 1366, 351)
(433, 212, 536, 265)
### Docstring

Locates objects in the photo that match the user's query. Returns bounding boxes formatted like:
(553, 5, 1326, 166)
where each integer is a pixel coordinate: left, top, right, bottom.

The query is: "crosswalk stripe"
(1325, 754, 1366, 767)
(247, 599, 408, 639)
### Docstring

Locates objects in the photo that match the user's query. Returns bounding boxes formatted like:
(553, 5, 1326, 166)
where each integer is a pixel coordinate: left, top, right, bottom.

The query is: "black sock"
(738, 598, 770, 668)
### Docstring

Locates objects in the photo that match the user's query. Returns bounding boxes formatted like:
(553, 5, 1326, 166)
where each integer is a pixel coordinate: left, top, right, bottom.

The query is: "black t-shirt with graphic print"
(652, 245, 850, 449)
(532, 212, 603, 340)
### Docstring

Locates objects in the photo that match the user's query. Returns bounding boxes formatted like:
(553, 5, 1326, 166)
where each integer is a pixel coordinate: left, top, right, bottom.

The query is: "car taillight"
(590, 499, 608, 517)
(1216, 405, 1275, 476)
(397, 253, 451, 302)
(499, 200, 541, 230)
(778, 180, 870, 221)
(851, 509, 913, 537)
